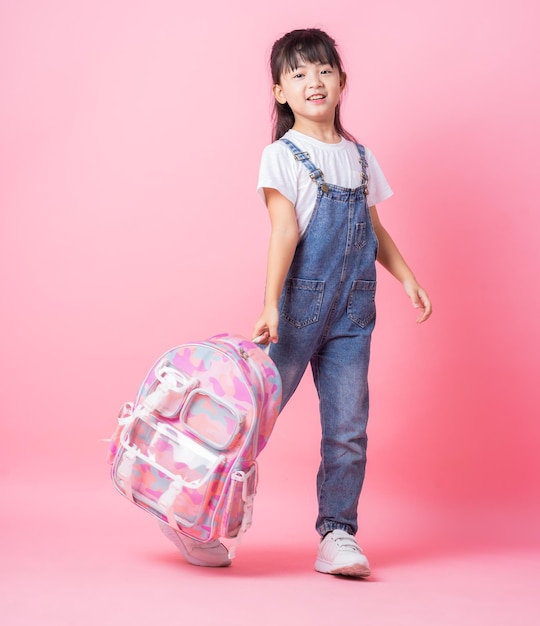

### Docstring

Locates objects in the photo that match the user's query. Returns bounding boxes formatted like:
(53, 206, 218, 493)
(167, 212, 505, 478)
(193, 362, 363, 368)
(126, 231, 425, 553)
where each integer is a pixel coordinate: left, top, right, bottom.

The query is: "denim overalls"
(269, 137, 378, 537)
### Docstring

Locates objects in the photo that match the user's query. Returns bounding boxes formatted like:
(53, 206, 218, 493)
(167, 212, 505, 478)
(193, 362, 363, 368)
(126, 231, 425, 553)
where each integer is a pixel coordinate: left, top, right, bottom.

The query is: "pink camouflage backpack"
(107, 333, 282, 556)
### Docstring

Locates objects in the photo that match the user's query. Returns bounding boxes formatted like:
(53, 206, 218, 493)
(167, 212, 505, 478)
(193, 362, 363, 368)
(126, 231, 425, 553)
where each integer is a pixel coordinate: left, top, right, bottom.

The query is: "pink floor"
(2, 474, 539, 626)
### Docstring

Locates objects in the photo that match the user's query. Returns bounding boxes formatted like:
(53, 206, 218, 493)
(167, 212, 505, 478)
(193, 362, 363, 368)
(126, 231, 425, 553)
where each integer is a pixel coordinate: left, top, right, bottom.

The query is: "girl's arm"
(252, 188, 299, 343)
(369, 205, 432, 323)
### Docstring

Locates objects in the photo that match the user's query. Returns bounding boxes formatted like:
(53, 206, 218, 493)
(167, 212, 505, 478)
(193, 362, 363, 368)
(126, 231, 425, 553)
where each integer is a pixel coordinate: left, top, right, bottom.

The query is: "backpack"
(107, 333, 282, 555)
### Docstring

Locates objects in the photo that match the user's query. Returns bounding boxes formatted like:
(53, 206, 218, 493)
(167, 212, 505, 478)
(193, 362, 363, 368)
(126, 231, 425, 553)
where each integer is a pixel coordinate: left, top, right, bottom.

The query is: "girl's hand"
(403, 280, 432, 323)
(369, 206, 433, 324)
(252, 306, 280, 345)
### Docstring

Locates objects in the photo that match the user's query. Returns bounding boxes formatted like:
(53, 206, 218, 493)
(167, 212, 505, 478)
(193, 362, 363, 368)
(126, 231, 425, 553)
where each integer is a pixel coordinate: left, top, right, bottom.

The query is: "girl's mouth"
(308, 94, 326, 101)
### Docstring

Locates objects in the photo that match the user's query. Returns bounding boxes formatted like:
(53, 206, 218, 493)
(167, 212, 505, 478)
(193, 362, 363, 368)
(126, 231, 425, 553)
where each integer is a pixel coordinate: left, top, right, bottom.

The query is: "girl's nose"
(308, 71, 323, 87)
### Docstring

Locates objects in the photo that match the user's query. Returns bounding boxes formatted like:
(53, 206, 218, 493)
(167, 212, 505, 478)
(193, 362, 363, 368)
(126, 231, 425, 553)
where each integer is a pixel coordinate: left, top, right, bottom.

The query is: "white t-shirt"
(257, 129, 393, 236)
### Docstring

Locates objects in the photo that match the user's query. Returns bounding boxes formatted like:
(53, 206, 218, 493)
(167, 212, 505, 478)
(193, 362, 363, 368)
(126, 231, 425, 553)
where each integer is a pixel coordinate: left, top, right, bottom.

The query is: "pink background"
(1, 1, 539, 624)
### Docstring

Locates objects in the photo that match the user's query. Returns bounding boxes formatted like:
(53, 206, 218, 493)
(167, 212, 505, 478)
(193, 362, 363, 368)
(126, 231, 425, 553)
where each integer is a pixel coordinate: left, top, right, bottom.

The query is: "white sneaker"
(159, 522, 231, 568)
(315, 529, 371, 577)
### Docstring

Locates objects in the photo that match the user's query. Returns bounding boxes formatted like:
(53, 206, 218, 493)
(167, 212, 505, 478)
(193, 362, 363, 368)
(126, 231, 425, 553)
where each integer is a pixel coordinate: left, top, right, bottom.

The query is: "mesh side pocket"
(107, 403, 133, 464)
(221, 464, 258, 538)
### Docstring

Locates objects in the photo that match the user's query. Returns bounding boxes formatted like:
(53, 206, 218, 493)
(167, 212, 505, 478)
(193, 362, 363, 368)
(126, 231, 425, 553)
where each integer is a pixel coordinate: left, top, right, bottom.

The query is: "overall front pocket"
(347, 279, 376, 328)
(282, 278, 325, 328)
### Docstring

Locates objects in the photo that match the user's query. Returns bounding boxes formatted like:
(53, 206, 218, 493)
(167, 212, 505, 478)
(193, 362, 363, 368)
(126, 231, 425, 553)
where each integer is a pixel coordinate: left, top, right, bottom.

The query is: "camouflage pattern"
(109, 334, 282, 542)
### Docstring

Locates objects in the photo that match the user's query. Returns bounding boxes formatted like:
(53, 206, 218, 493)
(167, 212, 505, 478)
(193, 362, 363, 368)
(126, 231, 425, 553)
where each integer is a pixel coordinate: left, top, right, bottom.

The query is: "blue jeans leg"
(311, 333, 372, 536)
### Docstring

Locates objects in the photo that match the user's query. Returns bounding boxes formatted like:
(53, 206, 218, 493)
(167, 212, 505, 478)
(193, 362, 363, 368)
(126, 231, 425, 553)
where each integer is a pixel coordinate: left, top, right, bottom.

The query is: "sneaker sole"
(315, 560, 371, 578)
(160, 523, 231, 568)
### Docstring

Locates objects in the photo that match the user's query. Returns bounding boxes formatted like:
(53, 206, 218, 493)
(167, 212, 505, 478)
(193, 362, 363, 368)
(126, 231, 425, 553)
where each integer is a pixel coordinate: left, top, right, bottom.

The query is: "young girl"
(250, 28, 432, 577)
(160, 27, 431, 577)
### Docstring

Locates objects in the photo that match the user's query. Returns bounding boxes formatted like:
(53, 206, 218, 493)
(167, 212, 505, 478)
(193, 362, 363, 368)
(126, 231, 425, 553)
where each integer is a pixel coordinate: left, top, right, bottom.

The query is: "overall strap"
(280, 137, 329, 193)
(356, 144, 369, 196)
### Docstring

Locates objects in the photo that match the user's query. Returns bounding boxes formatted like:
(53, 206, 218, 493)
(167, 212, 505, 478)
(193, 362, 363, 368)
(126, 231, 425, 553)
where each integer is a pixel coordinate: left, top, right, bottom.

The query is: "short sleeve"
(257, 142, 299, 207)
(364, 148, 393, 206)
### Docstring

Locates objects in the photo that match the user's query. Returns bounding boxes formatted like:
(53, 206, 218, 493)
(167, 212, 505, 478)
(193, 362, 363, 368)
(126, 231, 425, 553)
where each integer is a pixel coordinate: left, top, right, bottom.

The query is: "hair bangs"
(271, 30, 343, 82)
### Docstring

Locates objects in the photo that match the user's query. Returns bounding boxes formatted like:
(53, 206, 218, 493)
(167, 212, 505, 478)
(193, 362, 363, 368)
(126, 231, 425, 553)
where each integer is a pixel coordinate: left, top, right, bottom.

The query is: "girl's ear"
(340, 72, 347, 92)
(272, 83, 287, 104)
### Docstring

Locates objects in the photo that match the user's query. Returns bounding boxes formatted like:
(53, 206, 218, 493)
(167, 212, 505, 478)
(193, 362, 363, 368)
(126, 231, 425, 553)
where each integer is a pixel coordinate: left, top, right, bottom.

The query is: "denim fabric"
(269, 138, 378, 536)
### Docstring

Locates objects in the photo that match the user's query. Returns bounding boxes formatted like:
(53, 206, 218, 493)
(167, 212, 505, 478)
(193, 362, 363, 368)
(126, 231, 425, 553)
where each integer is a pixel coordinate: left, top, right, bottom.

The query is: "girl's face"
(273, 59, 345, 131)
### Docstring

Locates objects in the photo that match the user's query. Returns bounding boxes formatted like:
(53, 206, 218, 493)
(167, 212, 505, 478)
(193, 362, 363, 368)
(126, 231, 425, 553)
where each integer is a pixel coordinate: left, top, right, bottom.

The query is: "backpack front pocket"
(113, 417, 225, 528)
(180, 389, 244, 451)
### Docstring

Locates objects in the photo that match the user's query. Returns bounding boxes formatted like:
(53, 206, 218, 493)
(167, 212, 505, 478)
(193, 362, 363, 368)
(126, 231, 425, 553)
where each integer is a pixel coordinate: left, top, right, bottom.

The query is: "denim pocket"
(282, 278, 325, 328)
(354, 222, 367, 249)
(347, 279, 376, 328)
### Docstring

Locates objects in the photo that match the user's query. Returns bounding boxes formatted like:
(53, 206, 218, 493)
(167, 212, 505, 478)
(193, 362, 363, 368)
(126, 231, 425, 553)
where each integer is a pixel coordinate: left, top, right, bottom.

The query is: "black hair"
(269, 28, 355, 142)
